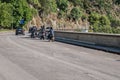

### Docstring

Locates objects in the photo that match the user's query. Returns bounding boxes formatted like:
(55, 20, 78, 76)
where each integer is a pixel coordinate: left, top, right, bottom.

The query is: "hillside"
(29, 0, 120, 33)
(0, 0, 120, 33)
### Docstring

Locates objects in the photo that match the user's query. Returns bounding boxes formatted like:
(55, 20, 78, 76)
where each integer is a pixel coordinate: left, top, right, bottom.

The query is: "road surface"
(0, 32, 120, 80)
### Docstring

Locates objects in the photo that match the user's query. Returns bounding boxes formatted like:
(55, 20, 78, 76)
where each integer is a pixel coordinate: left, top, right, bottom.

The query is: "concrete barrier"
(55, 31, 120, 49)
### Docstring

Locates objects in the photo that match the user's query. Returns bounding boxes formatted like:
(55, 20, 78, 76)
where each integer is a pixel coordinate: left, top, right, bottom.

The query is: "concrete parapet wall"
(55, 31, 120, 48)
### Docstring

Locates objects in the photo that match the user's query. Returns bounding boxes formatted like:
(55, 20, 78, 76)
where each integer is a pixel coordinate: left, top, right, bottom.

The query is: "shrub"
(99, 15, 110, 26)
(112, 27, 120, 34)
(81, 14, 87, 21)
(56, 0, 68, 12)
(58, 10, 65, 19)
(88, 12, 101, 25)
(68, 0, 83, 7)
(70, 7, 82, 21)
(111, 19, 120, 28)
(88, 13, 112, 33)
(115, 0, 120, 5)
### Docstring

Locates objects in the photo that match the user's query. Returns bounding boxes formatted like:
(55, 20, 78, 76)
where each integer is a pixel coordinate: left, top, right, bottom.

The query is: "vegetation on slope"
(0, 0, 120, 33)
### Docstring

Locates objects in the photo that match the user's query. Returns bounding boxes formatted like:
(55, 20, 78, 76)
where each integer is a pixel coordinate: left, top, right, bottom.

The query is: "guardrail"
(55, 31, 120, 53)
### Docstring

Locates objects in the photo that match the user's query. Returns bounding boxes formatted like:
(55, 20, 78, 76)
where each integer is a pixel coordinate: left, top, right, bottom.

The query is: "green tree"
(0, 0, 37, 29)
(12, 0, 37, 27)
(0, 2, 13, 28)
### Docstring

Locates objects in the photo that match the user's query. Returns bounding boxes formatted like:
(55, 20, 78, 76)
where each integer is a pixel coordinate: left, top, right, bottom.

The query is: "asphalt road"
(0, 32, 120, 80)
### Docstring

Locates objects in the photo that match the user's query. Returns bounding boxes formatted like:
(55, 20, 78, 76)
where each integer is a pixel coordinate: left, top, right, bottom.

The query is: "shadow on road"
(116, 60, 120, 61)
(20, 36, 50, 42)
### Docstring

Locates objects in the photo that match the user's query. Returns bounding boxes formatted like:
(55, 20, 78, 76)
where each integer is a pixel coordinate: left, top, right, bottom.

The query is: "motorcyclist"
(48, 27, 54, 42)
(40, 25, 45, 40)
(31, 26, 37, 38)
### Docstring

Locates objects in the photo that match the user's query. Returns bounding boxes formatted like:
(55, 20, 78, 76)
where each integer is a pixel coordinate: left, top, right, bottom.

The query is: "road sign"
(20, 19, 24, 24)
